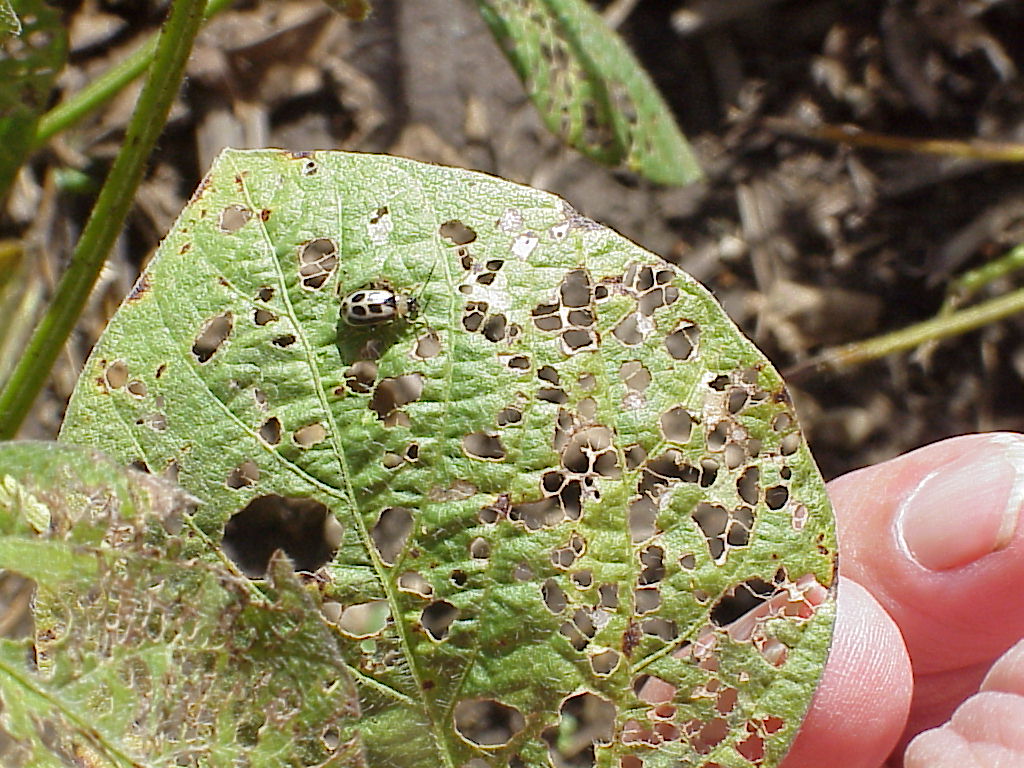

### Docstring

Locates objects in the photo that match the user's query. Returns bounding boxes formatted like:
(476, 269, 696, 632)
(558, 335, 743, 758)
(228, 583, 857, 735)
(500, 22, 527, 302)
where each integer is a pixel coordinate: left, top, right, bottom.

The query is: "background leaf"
(474, 0, 702, 186)
(0, 1, 19, 37)
(0, 441, 362, 767)
(0, 0, 67, 202)
(61, 149, 834, 767)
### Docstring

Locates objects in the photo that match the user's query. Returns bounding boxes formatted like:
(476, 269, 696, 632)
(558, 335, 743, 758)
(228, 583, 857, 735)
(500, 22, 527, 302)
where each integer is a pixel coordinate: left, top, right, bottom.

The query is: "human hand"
(782, 433, 1024, 767)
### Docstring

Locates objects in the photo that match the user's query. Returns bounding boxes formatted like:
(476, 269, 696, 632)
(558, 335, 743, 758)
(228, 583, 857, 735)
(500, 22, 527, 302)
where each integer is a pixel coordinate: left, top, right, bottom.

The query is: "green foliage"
(475, 0, 701, 186)
(0, 1, 20, 37)
(0, 0, 67, 202)
(55, 150, 835, 766)
(0, 441, 361, 767)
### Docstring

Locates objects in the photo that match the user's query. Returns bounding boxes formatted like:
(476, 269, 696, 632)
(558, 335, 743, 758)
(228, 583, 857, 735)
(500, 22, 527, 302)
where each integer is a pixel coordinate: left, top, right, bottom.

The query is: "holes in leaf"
(482, 314, 507, 342)
(709, 375, 730, 391)
(298, 238, 338, 290)
(370, 373, 424, 420)
(619, 361, 650, 392)
(624, 444, 647, 470)
(496, 406, 522, 427)
(462, 301, 488, 332)
(336, 600, 389, 638)
(660, 406, 694, 443)
(453, 699, 524, 748)
(421, 600, 458, 640)
(567, 308, 595, 327)
(766, 484, 790, 509)
(226, 460, 260, 489)
(692, 503, 754, 560)
(469, 537, 490, 559)
(638, 286, 679, 315)
(538, 388, 567, 404)
(126, 380, 146, 397)
(257, 286, 274, 301)
(259, 417, 281, 444)
(505, 355, 530, 370)
(572, 570, 593, 588)
(398, 571, 432, 598)
(371, 507, 413, 565)
(219, 204, 251, 232)
(439, 220, 477, 245)
(254, 307, 276, 326)
(192, 312, 232, 363)
(635, 587, 661, 613)
(665, 322, 699, 360)
(478, 494, 510, 524)
(572, 607, 598, 639)
(513, 562, 533, 581)
(710, 578, 775, 627)
(638, 545, 665, 584)
(272, 334, 296, 348)
(293, 423, 326, 447)
(414, 331, 440, 359)
(344, 360, 377, 393)
(537, 366, 559, 384)
(463, 432, 505, 461)
(542, 579, 567, 613)
(598, 584, 618, 608)
(590, 649, 620, 675)
(706, 421, 728, 451)
(560, 270, 592, 307)
(641, 618, 676, 640)
(737, 467, 760, 505)
(560, 621, 589, 651)
(727, 387, 749, 415)
(534, 314, 562, 332)
(543, 692, 615, 765)
(613, 313, 644, 346)
(780, 432, 801, 456)
(679, 553, 696, 570)
(135, 410, 167, 432)
(561, 426, 618, 477)
(563, 328, 598, 353)
(222, 495, 337, 576)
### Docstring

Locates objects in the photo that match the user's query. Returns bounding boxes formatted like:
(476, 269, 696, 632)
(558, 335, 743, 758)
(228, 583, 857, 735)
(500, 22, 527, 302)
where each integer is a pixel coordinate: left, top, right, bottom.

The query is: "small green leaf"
(61, 149, 834, 767)
(0, 0, 67, 201)
(0, 442, 362, 767)
(475, 0, 701, 186)
(0, 473, 49, 532)
(0, 1, 20, 37)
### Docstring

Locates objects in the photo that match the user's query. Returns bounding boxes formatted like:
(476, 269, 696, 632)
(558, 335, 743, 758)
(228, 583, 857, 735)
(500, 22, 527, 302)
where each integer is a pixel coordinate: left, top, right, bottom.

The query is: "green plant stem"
(787, 286, 1024, 379)
(943, 243, 1024, 312)
(0, 0, 207, 439)
(33, 0, 234, 147)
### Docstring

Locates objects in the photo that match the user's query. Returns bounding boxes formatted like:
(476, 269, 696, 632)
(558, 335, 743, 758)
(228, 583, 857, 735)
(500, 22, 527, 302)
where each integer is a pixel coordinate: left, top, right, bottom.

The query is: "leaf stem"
(0, 0, 207, 439)
(765, 118, 1024, 163)
(32, 0, 234, 147)
(786, 286, 1024, 379)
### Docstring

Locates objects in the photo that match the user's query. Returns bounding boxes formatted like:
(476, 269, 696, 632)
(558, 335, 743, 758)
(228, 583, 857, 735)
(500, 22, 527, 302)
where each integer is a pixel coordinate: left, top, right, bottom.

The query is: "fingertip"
(781, 578, 911, 768)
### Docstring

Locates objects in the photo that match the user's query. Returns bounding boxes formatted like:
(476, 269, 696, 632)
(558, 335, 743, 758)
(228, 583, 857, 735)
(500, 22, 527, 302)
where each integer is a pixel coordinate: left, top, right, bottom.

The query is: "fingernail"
(898, 435, 1024, 571)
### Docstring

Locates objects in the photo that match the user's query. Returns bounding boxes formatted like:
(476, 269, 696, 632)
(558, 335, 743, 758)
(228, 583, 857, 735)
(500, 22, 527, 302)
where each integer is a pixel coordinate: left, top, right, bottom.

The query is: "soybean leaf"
(474, 0, 701, 186)
(0, 1, 19, 37)
(0, 441, 362, 767)
(0, 0, 67, 202)
(61, 149, 834, 767)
